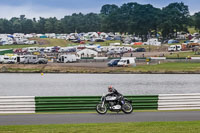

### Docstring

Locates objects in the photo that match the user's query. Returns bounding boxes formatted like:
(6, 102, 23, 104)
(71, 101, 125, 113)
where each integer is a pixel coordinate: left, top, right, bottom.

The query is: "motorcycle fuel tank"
(106, 96, 117, 101)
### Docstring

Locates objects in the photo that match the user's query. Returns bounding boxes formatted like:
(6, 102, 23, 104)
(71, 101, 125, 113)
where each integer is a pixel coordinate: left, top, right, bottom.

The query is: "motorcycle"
(96, 94, 133, 114)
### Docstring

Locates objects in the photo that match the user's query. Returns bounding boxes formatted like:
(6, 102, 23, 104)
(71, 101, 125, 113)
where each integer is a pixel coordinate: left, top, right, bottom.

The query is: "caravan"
(168, 45, 182, 51)
(57, 55, 77, 63)
(22, 55, 48, 64)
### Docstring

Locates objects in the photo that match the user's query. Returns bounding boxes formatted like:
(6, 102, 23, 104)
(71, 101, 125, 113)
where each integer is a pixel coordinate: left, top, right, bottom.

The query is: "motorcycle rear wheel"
(96, 104, 107, 114)
(122, 102, 133, 114)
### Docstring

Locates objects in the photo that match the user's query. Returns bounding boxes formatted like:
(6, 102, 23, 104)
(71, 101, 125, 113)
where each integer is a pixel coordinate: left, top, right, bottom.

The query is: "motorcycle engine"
(109, 101, 121, 110)
(109, 102, 115, 106)
(112, 105, 121, 110)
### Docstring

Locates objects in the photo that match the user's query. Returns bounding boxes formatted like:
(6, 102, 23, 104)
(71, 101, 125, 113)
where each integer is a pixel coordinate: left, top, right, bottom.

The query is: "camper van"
(57, 55, 77, 63)
(22, 55, 48, 64)
(168, 45, 182, 52)
(1, 55, 17, 64)
(117, 57, 136, 67)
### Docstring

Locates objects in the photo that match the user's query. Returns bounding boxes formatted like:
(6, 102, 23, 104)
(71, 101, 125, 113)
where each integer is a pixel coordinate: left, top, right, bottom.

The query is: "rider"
(106, 85, 122, 100)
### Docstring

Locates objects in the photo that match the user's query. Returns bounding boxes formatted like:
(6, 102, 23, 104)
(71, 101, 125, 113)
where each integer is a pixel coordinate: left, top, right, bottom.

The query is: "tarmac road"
(0, 111, 200, 125)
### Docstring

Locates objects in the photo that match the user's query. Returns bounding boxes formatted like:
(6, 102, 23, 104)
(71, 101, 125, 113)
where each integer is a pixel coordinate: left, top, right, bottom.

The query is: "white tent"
(77, 49, 98, 57)
(144, 38, 161, 46)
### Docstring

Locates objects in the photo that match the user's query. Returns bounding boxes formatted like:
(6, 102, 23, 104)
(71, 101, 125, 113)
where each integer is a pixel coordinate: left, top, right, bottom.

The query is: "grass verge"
(124, 62, 200, 73)
(0, 121, 200, 133)
(166, 51, 200, 58)
(1, 62, 200, 73)
(0, 38, 122, 49)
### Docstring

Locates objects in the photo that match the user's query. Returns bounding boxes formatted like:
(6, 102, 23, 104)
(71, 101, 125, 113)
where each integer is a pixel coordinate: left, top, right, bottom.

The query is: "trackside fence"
(158, 93, 200, 110)
(1, 93, 200, 113)
(35, 95, 158, 113)
(0, 96, 35, 113)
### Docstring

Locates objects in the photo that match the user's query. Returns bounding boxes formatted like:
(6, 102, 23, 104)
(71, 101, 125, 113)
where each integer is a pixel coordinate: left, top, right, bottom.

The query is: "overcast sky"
(0, 0, 199, 19)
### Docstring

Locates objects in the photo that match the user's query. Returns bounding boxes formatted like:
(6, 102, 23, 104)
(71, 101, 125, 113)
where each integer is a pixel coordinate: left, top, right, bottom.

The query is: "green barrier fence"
(80, 57, 94, 59)
(136, 57, 146, 60)
(166, 57, 186, 59)
(0, 49, 13, 55)
(108, 57, 121, 60)
(35, 95, 158, 112)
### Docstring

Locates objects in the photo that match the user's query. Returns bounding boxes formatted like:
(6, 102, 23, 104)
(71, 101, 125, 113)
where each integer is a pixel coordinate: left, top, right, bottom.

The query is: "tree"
(10, 17, 22, 33)
(193, 12, 200, 32)
(160, 2, 190, 39)
(37, 17, 46, 33)
(100, 4, 120, 32)
(100, 4, 118, 15)
(118, 3, 161, 40)
(55, 20, 64, 33)
(0, 2, 194, 35)
(22, 19, 34, 34)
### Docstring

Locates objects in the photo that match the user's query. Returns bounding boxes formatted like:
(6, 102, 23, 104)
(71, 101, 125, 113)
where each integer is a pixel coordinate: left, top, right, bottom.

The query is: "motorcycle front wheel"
(122, 102, 133, 114)
(96, 103, 107, 114)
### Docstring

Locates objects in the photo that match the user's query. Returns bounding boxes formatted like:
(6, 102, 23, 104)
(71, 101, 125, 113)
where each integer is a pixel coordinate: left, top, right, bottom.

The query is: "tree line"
(0, 2, 200, 40)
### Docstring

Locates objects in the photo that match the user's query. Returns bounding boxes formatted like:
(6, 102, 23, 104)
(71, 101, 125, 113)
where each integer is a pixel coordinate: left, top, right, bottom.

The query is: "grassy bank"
(0, 38, 122, 49)
(1, 62, 200, 73)
(125, 62, 200, 73)
(0, 121, 200, 133)
(166, 51, 200, 58)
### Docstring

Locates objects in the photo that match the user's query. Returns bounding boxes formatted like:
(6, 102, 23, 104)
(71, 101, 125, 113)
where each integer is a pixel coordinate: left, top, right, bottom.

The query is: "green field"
(0, 38, 122, 49)
(1, 62, 200, 74)
(188, 27, 199, 34)
(127, 62, 200, 73)
(166, 51, 200, 58)
(0, 121, 200, 133)
(0, 38, 70, 49)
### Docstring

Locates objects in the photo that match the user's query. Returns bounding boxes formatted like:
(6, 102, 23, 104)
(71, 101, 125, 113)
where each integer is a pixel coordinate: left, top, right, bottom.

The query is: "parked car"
(107, 59, 120, 67)
(135, 48, 145, 52)
(95, 39, 104, 42)
(27, 47, 39, 53)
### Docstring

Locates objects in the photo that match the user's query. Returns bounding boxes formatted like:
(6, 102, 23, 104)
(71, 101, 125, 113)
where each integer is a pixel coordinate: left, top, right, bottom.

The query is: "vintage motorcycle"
(96, 94, 133, 114)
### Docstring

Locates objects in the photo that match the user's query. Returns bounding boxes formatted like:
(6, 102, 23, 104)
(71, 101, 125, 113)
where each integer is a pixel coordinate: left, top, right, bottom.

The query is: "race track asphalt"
(0, 111, 200, 125)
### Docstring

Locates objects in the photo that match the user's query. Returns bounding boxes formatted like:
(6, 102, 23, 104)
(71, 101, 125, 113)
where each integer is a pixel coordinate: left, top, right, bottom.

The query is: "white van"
(117, 57, 136, 67)
(57, 55, 77, 63)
